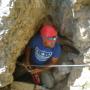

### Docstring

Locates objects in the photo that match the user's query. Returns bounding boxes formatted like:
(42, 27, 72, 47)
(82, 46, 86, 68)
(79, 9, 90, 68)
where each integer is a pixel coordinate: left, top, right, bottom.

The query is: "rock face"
(11, 82, 34, 90)
(0, 0, 47, 87)
(67, 0, 90, 90)
(0, 0, 90, 90)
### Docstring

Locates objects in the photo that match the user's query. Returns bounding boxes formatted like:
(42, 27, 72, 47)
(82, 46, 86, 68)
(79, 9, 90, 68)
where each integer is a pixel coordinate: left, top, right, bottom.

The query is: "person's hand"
(32, 68, 43, 74)
(23, 62, 32, 71)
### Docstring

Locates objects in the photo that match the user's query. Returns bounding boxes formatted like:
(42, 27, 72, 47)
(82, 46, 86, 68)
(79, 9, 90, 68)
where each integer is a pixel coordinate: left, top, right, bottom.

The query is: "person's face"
(42, 37, 57, 48)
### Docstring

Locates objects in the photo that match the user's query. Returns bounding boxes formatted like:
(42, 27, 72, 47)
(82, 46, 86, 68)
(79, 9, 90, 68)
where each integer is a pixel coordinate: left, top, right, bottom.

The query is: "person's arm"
(42, 57, 59, 71)
(24, 46, 32, 69)
(24, 36, 36, 68)
(32, 57, 59, 74)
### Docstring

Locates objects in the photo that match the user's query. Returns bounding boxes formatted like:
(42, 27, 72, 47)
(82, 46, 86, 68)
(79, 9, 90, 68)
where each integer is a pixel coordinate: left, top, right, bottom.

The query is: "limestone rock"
(67, 0, 90, 90)
(73, 5, 90, 52)
(0, 0, 90, 90)
(83, 48, 90, 63)
(53, 60, 73, 83)
(0, 0, 47, 87)
(52, 77, 69, 90)
(11, 82, 49, 90)
(11, 81, 34, 90)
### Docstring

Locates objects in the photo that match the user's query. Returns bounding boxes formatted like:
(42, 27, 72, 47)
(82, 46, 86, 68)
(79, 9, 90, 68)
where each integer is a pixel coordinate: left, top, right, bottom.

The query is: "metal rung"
(31, 64, 90, 67)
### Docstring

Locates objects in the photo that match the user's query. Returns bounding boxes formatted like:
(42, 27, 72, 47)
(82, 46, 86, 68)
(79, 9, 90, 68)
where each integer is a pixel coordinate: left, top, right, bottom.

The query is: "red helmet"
(40, 25, 57, 38)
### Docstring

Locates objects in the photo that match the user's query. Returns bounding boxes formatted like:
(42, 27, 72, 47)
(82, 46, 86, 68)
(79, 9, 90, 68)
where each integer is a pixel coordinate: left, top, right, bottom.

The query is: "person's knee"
(41, 71, 54, 88)
(45, 80, 54, 88)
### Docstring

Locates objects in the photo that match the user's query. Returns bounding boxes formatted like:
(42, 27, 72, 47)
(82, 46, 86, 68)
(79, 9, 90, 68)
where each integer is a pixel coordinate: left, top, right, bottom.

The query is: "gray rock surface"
(0, 0, 90, 90)
(11, 81, 34, 90)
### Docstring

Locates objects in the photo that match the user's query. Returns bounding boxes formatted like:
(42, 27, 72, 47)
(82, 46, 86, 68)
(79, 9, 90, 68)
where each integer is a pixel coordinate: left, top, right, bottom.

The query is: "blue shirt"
(28, 35, 62, 65)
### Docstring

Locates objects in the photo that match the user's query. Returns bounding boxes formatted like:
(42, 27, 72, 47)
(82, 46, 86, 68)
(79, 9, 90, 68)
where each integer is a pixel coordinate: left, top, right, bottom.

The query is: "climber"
(24, 24, 62, 88)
